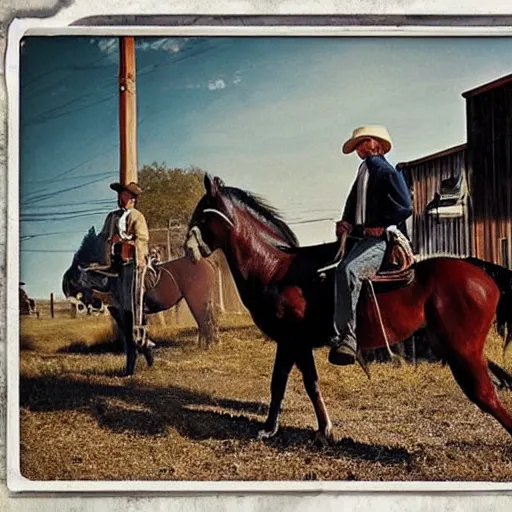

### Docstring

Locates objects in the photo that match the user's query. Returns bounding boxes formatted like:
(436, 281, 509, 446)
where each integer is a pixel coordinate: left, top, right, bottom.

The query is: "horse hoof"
(257, 427, 278, 440)
(143, 347, 155, 367)
(314, 428, 335, 447)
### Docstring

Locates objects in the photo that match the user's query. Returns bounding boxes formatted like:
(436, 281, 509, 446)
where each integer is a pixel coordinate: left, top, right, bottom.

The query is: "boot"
(328, 331, 357, 366)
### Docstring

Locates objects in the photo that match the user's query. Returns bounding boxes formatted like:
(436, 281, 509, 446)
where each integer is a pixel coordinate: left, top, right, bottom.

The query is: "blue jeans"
(334, 236, 387, 349)
(113, 262, 145, 336)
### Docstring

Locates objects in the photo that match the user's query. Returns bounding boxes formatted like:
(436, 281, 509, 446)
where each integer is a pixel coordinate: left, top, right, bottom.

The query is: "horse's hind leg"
(446, 344, 512, 436)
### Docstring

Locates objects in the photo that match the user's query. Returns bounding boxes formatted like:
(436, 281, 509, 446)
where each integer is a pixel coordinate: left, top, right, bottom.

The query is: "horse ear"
(204, 173, 212, 194)
(204, 174, 224, 197)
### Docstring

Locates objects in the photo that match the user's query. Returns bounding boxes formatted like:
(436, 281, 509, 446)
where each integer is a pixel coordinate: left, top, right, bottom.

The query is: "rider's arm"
(131, 210, 150, 268)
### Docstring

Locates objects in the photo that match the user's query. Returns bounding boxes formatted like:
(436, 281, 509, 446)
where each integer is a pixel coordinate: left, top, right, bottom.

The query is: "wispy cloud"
(91, 37, 188, 56)
(207, 79, 226, 91)
(137, 38, 188, 53)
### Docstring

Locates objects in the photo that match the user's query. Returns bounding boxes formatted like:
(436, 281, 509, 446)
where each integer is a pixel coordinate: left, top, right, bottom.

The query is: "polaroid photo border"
(6, 17, 512, 493)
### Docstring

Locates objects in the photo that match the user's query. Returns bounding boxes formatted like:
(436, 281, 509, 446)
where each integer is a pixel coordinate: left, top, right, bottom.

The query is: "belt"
(363, 227, 386, 237)
(353, 226, 387, 238)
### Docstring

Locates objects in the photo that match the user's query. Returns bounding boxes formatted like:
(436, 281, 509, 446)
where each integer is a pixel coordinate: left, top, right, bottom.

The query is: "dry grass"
(19, 312, 512, 482)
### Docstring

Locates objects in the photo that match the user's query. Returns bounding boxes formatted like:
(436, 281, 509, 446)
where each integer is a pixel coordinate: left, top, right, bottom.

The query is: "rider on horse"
(329, 125, 413, 366)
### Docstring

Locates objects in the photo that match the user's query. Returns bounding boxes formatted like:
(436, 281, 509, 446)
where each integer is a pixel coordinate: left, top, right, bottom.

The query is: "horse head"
(185, 174, 299, 264)
(185, 174, 236, 262)
(62, 227, 112, 311)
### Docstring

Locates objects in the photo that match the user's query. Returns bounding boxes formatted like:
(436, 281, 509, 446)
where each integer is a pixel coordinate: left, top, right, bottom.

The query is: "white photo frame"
(6, 15, 512, 495)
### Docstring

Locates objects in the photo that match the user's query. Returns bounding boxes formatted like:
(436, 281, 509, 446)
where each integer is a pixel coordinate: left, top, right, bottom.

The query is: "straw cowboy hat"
(341, 125, 393, 154)
(110, 181, 143, 196)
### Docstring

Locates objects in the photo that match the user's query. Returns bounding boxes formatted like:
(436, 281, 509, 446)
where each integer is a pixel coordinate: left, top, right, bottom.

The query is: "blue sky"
(19, 36, 512, 298)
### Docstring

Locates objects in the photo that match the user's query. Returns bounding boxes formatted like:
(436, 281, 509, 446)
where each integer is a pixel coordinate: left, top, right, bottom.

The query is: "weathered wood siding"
(464, 78, 512, 268)
(399, 145, 471, 258)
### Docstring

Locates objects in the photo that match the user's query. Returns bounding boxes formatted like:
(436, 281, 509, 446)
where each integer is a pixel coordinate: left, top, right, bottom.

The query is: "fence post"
(50, 293, 54, 319)
(218, 267, 225, 314)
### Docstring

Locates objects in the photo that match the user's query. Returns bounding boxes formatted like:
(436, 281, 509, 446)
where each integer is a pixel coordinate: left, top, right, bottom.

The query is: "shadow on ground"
(20, 374, 412, 465)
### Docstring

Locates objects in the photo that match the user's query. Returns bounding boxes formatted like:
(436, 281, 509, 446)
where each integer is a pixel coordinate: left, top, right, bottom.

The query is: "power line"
(137, 40, 224, 81)
(22, 207, 111, 218)
(26, 171, 114, 186)
(22, 199, 114, 210)
(21, 249, 76, 253)
(22, 53, 112, 89)
(20, 230, 79, 241)
(21, 210, 111, 222)
(23, 145, 118, 187)
(22, 175, 112, 206)
(22, 94, 116, 127)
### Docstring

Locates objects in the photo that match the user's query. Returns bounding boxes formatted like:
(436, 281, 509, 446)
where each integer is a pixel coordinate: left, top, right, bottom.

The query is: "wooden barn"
(399, 72, 512, 268)
(398, 144, 470, 258)
(464, 74, 512, 268)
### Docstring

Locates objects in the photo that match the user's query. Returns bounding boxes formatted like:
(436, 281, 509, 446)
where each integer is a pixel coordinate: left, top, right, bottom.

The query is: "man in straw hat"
(329, 125, 412, 366)
(98, 181, 149, 273)
(94, 181, 150, 348)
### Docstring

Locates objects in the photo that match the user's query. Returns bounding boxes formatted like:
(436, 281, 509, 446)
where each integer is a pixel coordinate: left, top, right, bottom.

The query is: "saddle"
(371, 228, 415, 289)
(316, 228, 415, 292)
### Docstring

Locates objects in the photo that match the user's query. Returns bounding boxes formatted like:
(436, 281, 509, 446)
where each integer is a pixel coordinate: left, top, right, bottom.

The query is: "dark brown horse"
(185, 175, 512, 444)
(63, 228, 218, 375)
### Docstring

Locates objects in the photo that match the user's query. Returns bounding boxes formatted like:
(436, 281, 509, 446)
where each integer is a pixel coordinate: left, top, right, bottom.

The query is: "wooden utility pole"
(119, 37, 138, 184)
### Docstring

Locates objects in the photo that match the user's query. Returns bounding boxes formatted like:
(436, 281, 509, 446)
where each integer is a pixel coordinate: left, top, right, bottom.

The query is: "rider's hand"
(335, 220, 352, 239)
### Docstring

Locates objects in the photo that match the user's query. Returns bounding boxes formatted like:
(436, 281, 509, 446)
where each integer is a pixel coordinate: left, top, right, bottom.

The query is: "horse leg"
(448, 351, 512, 435)
(506, 322, 512, 355)
(140, 313, 155, 367)
(295, 347, 334, 446)
(258, 343, 295, 440)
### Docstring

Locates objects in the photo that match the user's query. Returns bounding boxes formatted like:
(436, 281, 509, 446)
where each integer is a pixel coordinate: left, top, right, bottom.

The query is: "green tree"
(137, 163, 205, 229)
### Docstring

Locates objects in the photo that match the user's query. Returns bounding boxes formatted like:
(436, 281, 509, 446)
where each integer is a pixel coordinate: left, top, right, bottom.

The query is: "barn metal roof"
(397, 143, 467, 169)
(462, 73, 512, 98)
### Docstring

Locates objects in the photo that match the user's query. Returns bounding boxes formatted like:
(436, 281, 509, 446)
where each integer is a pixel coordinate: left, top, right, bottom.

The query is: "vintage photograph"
(16, 33, 512, 484)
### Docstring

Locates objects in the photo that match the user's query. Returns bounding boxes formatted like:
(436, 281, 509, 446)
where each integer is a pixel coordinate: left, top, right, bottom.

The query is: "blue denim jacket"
(342, 155, 412, 230)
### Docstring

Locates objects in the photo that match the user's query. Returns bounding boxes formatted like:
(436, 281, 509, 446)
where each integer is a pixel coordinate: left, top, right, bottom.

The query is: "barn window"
(426, 168, 466, 220)
(501, 238, 510, 269)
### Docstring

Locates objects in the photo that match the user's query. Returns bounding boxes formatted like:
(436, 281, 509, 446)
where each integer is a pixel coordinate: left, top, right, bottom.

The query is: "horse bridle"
(186, 208, 235, 260)
(202, 208, 235, 228)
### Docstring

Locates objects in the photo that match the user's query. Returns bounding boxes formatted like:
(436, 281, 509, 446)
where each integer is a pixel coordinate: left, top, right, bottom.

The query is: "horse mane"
(73, 226, 105, 264)
(224, 186, 299, 249)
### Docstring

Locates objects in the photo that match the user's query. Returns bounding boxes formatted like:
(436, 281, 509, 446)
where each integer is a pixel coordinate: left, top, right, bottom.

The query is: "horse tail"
(465, 257, 512, 294)
(465, 257, 512, 347)
(487, 359, 512, 391)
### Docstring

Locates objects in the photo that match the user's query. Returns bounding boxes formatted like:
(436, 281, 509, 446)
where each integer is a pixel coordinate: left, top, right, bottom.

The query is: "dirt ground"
(19, 310, 512, 482)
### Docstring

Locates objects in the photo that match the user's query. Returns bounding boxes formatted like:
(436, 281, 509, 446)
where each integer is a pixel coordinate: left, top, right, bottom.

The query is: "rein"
(159, 264, 180, 290)
(366, 279, 400, 363)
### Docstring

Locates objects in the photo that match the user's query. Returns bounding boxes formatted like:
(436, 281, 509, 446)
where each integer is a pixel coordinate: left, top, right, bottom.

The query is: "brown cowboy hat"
(341, 125, 393, 155)
(109, 181, 143, 196)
